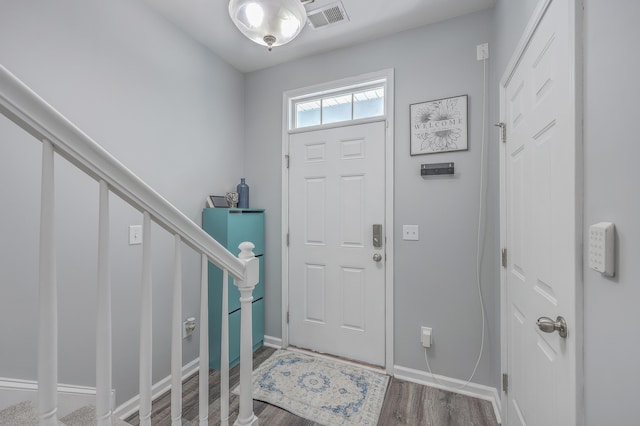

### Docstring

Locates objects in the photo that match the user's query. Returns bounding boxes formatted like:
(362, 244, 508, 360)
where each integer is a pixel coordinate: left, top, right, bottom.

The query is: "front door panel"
(289, 121, 386, 366)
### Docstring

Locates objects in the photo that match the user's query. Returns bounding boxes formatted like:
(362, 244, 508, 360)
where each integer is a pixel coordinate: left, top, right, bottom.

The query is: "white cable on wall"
(424, 55, 488, 389)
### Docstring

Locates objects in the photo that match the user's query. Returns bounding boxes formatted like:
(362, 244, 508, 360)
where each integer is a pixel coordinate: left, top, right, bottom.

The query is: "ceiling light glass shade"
(229, 0, 307, 50)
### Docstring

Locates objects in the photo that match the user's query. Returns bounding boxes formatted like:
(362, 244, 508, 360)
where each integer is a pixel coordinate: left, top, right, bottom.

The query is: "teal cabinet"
(202, 208, 265, 370)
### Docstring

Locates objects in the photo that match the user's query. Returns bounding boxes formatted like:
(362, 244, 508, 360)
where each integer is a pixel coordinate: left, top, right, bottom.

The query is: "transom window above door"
(292, 85, 385, 129)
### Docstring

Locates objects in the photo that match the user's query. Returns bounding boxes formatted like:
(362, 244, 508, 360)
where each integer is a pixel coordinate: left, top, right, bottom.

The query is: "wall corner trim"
(113, 357, 200, 420)
(393, 365, 502, 425)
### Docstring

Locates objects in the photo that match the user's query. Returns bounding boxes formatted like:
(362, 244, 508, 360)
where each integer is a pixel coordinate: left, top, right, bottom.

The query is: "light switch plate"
(588, 222, 615, 276)
(403, 225, 419, 241)
(129, 225, 142, 245)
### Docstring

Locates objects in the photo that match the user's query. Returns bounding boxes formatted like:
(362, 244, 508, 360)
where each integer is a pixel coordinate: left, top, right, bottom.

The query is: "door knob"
(372, 253, 382, 262)
(536, 316, 568, 338)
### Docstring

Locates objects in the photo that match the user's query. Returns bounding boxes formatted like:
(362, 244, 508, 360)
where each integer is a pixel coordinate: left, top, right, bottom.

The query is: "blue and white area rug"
(238, 349, 389, 425)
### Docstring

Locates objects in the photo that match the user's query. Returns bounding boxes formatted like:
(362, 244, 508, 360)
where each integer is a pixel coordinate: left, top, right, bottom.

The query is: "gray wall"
(0, 0, 245, 404)
(494, 0, 640, 424)
(582, 1, 640, 424)
(244, 10, 499, 387)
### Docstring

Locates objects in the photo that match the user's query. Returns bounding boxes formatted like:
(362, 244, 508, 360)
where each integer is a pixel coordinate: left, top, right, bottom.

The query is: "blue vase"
(237, 178, 249, 208)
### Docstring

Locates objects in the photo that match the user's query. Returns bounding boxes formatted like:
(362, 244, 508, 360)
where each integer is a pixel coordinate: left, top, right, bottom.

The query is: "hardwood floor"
(126, 347, 499, 426)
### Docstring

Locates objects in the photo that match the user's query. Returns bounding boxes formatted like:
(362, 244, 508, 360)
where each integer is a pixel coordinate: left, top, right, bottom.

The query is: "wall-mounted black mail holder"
(421, 162, 455, 176)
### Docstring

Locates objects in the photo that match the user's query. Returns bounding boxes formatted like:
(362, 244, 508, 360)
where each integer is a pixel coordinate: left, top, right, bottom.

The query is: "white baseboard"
(263, 335, 282, 349)
(393, 365, 502, 425)
(113, 357, 200, 420)
(0, 377, 112, 417)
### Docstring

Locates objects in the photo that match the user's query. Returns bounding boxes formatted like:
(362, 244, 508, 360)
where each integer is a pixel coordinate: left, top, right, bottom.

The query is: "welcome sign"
(410, 95, 468, 155)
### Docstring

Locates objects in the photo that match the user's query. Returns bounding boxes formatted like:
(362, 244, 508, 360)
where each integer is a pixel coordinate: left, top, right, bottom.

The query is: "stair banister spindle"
(221, 269, 230, 426)
(199, 254, 209, 425)
(96, 180, 113, 426)
(139, 211, 153, 426)
(38, 139, 58, 426)
(171, 235, 183, 426)
(233, 242, 260, 426)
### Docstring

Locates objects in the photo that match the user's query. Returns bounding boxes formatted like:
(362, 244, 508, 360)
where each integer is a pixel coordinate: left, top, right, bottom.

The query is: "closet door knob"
(536, 316, 568, 338)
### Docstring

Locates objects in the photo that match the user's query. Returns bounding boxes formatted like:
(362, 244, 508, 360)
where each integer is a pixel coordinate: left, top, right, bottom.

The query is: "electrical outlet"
(183, 317, 196, 339)
(421, 326, 432, 348)
(403, 225, 419, 241)
(477, 43, 489, 61)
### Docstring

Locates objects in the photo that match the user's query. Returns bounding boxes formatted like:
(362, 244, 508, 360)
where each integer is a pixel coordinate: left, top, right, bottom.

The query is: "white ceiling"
(143, 0, 496, 73)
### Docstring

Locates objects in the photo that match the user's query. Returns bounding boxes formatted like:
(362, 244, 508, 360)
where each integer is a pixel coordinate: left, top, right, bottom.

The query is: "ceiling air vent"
(307, 1, 349, 30)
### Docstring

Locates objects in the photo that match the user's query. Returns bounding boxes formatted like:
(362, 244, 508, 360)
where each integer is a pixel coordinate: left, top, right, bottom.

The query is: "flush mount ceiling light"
(228, 0, 307, 51)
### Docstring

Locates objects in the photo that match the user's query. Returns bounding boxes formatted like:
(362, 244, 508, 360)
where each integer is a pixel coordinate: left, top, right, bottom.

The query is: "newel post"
(233, 242, 259, 426)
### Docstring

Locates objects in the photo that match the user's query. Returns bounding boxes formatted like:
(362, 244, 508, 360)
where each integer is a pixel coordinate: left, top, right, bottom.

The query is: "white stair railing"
(171, 234, 183, 426)
(37, 139, 57, 426)
(234, 244, 260, 426)
(139, 212, 153, 426)
(96, 180, 112, 426)
(199, 254, 210, 426)
(0, 65, 259, 426)
(221, 269, 230, 426)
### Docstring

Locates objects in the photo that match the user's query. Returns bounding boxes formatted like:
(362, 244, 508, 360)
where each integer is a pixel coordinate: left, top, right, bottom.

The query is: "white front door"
(502, 1, 579, 425)
(288, 121, 386, 366)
